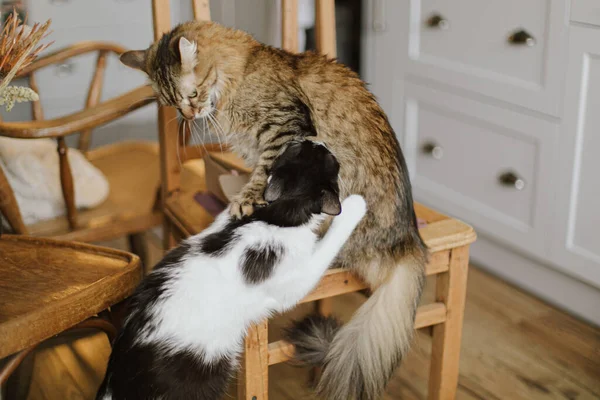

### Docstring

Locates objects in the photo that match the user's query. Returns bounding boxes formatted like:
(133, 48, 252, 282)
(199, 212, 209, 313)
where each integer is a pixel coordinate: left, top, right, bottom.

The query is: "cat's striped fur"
(121, 21, 428, 400)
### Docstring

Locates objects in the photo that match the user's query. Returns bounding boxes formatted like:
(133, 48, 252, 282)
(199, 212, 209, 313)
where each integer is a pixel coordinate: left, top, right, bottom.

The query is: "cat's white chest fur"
(132, 195, 366, 365)
(136, 220, 317, 362)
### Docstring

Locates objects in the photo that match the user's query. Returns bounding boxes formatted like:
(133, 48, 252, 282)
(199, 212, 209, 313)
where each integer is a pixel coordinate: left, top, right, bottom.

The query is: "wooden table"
(0, 234, 141, 384)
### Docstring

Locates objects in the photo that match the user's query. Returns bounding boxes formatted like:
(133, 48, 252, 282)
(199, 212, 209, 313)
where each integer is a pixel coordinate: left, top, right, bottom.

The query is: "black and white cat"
(96, 140, 366, 400)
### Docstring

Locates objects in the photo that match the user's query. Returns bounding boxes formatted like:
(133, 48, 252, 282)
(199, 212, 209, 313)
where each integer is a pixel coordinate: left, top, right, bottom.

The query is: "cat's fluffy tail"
(285, 255, 425, 400)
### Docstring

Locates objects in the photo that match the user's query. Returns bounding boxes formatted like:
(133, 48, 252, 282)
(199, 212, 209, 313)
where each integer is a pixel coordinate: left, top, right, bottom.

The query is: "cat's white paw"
(340, 195, 367, 220)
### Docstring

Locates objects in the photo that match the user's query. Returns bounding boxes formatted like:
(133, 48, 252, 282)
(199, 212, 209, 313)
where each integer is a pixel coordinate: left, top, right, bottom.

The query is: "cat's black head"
(255, 140, 340, 227)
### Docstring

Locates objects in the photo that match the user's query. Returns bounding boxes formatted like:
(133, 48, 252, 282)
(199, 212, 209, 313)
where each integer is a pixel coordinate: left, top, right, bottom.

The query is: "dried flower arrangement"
(0, 9, 51, 111)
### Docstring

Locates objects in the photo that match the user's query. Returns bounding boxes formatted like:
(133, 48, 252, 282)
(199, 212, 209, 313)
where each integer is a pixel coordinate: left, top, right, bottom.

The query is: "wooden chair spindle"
(281, 0, 299, 53)
(56, 137, 77, 230)
(192, 0, 211, 21)
(79, 50, 108, 153)
(28, 73, 44, 121)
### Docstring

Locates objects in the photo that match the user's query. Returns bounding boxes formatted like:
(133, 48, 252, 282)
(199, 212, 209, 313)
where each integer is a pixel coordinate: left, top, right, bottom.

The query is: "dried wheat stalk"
(0, 9, 52, 110)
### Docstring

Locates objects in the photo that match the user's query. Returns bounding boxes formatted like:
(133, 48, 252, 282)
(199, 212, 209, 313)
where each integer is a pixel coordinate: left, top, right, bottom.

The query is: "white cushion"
(0, 137, 109, 226)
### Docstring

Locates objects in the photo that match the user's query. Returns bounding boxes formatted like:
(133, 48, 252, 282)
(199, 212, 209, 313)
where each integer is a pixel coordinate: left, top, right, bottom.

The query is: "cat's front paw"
(229, 193, 268, 218)
(340, 195, 368, 221)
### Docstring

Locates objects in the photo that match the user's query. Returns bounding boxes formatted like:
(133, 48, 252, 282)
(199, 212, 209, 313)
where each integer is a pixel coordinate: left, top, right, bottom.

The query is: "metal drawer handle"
(422, 142, 444, 160)
(427, 14, 449, 30)
(498, 171, 525, 190)
(55, 62, 75, 77)
(508, 29, 535, 47)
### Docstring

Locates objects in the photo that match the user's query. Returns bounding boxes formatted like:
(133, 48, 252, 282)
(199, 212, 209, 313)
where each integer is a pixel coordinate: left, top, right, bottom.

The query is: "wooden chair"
(152, 1, 477, 399)
(0, 42, 161, 269)
(0, 234, 141, 395)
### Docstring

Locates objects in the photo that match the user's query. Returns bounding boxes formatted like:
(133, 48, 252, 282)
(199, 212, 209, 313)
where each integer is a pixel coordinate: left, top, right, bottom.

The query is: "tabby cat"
(121, 21, 427, 400)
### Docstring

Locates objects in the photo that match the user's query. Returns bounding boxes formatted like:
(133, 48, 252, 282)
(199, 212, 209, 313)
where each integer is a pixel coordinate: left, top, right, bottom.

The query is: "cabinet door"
(552, 25, 600, 288)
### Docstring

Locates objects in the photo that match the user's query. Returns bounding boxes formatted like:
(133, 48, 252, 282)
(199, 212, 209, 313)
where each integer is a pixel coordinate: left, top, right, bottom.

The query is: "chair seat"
(0, 235, 141, 358)
(165, 152, 476, 252)
(165, 158, 215, 237)
(27, 141, 162, 242)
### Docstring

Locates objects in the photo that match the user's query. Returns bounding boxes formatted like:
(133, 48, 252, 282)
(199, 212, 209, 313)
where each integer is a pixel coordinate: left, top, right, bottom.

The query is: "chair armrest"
(0, 86, 156, 139)
(17, 41, 128, 77)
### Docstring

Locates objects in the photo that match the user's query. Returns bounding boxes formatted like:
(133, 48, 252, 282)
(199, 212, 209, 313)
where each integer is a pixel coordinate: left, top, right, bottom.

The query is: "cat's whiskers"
(192, 118, 208, 154)
(207, 113, 225, 153)
(199, 118, 208, 144)
(212, 109, 233, 141)
(175, 118, 183, 167)
(181, 120, 188, 159)
(189, 118, 204, 149)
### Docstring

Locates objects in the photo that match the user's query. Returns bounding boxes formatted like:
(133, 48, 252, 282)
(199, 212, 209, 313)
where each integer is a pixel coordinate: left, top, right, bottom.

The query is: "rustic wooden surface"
(28, 74, 43, 122)
(0, 235, 141, 359)
(238, 320, 270, 400)
(17, 42, 127, 78)
(311, 0, 336, 331)
(0, 85, 155, 139)
(152, 0, 181, 251)
(315, 0, 337, 57)
(192, 0, 211, 21)
(282, 0, 299, 53)
(16, 234, 600, 399)
(79, 50, 108, 153)
(429, 246, 470, 400)
(56, 137, 77, 230)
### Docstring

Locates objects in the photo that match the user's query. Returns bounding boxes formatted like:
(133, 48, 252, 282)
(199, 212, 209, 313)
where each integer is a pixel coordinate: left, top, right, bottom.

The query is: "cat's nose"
(180, 111, 195, 120)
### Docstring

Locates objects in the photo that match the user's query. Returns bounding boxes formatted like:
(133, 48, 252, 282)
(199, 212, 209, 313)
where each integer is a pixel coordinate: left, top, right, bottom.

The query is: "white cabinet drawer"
(403, 82, 558, 256)
(29, 0, 152, 28)
(405, 0, 568, 116)
(571, 0, 600, 27)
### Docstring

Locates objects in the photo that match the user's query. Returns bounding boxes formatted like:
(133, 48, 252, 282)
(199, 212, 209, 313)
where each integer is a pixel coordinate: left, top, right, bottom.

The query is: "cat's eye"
(189, 89, 198, 99)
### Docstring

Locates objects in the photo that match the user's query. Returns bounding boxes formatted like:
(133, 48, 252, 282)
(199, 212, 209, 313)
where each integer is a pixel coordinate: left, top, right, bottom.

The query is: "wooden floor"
(8, 236, 600, 400)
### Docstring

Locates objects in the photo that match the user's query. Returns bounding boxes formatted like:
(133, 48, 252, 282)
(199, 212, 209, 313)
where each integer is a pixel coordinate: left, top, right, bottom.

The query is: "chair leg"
(237, 320, 269, 400)
(315, 298, 334, 316)
(128, 231, 149, 274)
(162, 219, 177, 252)
(0, 348, 35, 386)
(428, 245, 470, 400)
(69, 316, 119, 344)
(0, 315, 120, 395)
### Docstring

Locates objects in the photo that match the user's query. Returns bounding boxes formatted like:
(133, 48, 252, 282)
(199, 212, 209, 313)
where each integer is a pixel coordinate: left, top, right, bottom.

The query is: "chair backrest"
(152, 0, 336, 248)
(0, 43, 152, 234)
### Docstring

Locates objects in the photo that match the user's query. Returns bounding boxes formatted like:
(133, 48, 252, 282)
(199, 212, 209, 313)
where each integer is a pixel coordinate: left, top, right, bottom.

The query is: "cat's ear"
(178, 37, 197, 69)
(264, 176, 283, 202)
(120, 50, 147, 73)
(321, 190, 341, 216)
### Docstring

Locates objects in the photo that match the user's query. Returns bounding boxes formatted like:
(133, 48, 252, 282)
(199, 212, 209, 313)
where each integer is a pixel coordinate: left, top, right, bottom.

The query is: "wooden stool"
(150, 1, 477, 398)
(0, 235, 142, 390)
